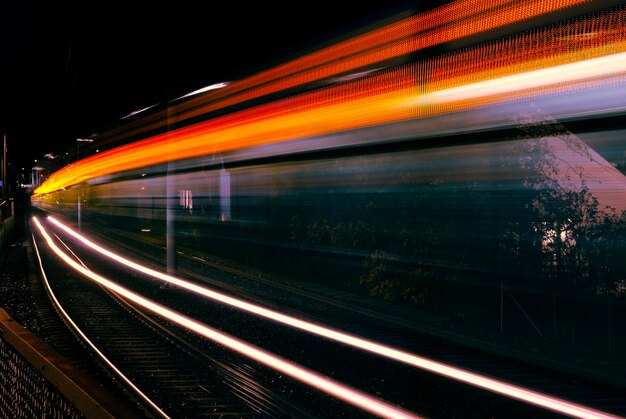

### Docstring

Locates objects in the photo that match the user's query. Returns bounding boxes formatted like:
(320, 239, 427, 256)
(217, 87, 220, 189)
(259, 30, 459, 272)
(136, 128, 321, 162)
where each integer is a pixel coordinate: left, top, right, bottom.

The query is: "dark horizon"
(0, 1, 421, 170)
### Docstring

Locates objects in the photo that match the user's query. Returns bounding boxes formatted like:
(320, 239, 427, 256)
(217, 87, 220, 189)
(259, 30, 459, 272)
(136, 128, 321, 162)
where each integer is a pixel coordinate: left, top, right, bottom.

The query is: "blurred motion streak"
(99, 0, 597, 142)
(31, 217, 420, 419)
(33, 5, 626, 196)
(42, 216, 621, 419)
(28, 3, 626, 416)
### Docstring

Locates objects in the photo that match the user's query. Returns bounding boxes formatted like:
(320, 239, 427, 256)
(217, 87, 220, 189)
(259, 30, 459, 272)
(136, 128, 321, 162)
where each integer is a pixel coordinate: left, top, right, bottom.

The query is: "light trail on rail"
(43, 215, 620, 419)
(31, 232, 170, 419)
(27, 2, 626, 416)
(32, 216, 421, 419)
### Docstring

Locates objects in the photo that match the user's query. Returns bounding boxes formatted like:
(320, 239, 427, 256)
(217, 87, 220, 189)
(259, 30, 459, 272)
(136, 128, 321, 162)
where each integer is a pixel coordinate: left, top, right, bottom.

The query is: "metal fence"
(0, 335, 84, 418)
(0, 309, 142, 419)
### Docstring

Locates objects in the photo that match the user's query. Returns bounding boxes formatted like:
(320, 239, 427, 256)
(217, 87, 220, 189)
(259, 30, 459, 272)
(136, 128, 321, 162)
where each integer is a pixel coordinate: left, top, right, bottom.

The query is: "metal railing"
(0, 309, 142, 418)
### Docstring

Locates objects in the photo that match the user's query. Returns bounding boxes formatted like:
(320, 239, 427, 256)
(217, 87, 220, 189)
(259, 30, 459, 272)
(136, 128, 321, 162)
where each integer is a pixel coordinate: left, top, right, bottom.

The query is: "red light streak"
(101, 0, 592, 143)
(34, 6, 626, 197)
(44, 216, 620, 419)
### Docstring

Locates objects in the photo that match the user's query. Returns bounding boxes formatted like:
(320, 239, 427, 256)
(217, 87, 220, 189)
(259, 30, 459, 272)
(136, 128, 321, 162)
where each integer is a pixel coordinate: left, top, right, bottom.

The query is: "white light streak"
(408, 52, 626, 107)
(31, 232, 169, 419)
(33, 217, 418, 419)
(44, 216, 618, 419)
(175, 82, 230, 100)
(52, 232, 89, 270)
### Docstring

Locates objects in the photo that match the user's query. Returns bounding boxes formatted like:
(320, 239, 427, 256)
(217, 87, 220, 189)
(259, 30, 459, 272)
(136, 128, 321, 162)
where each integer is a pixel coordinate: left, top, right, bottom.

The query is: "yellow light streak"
(100, 0, 592, 143)
(34, 8, 626, 196)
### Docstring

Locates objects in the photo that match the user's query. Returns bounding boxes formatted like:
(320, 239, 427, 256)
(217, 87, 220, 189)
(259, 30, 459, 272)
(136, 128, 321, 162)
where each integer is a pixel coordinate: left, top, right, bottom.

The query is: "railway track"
(29, 215, 626, 418)
(31, 227, 319, 418)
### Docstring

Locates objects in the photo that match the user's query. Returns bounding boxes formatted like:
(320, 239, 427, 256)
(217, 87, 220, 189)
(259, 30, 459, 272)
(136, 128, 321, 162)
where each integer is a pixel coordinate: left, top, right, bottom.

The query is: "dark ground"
(0, 197, 151, 418)
(0, 198, 43, 335)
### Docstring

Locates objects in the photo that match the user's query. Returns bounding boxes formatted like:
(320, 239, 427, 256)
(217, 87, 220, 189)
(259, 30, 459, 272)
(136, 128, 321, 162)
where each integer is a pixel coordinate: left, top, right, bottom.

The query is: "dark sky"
(1, 1, 426, 170)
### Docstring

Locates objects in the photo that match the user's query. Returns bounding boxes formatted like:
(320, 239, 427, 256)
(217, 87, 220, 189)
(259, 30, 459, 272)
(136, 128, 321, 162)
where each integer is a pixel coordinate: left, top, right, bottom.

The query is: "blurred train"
(33, 0, 626, 386)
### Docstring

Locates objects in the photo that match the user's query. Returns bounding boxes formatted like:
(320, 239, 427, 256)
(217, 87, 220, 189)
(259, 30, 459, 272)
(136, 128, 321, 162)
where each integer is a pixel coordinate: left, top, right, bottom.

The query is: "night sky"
(1, 1, 425, 170)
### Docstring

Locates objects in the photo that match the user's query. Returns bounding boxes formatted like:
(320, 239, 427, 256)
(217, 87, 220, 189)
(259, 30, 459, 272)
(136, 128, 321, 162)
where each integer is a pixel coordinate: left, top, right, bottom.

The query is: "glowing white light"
(175, 82, 230, 100)
(407, 52, 626, 107)
(45, 216, 618, 419)
(33, 217, 418, 419)
(31, 233, 169, 419)
(121, 104, 158, 120)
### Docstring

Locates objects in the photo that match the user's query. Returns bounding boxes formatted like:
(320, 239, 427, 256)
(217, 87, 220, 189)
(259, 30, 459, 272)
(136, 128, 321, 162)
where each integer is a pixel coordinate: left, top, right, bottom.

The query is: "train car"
(33, 0, 626, 388)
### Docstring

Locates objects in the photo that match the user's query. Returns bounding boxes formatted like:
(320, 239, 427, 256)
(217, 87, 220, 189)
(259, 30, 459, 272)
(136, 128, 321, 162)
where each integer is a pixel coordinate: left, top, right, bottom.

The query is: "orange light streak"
(101, 0, 592, 143)
(177, 0, 594, 122)
(34, 8, 626, 196)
